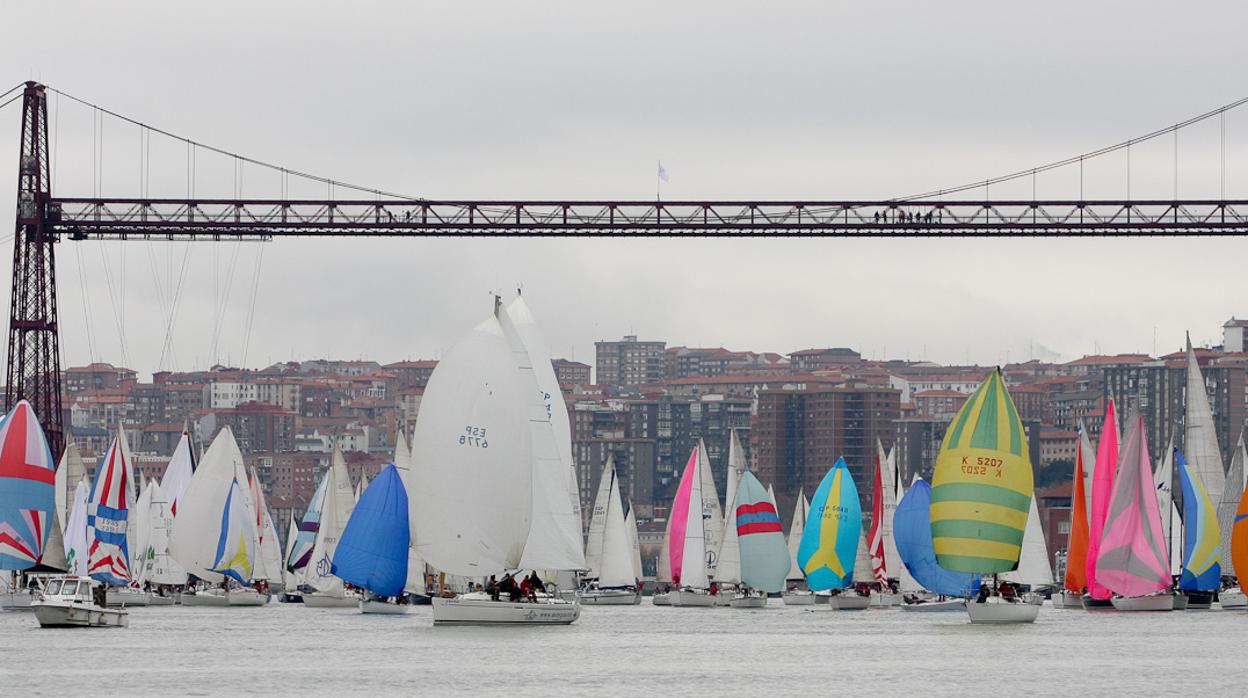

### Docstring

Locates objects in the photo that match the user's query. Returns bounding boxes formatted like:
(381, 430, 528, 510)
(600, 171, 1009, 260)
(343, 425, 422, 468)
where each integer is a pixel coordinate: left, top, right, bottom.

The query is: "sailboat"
(1055, 430, 1091, 609)
(1175, 448, 1222, 609)
(119, 477, 155, 606)
(392, 427, 429, 605)
(727, 471, 789, 608)
(579, 456, 639, 604)
(1154, 436, 1186, 607)
(1083, 399, 1119, 610)
(868, 440, 903, 607)
(162, 430, 195, 516)
(895, 478, 980, 612)
(696, 439, 724, 582)
(652, 512, 674, 606)
(713, 430, 746, 605)
(1001, 490, 1054, 604)
(0, 401, 56, 611)
(168, 428, 269, 607)
(411, 297, 581, 625)
(332, 464, 412, 614)
(1216, 431, 1247, 609)
(248, 467, 285, 594)
(1096, 413, 1173, 611)
(668, 445, 715, 607)
(302, 447, 358, 607)
(798, 457, 869, 610)
(781, 489, 813, 605)
(64, 480, 89, 578)
(42, 442, 86, 574)
(930, 369, 1039, 624)
(284, 470, 329, 602)
(281, 511, 301, 601)
(144, 480, 182, 604)
(1184, 337, 1226, 503)
(1229, 464, 1248, 609)
(87, 428, 146, 607)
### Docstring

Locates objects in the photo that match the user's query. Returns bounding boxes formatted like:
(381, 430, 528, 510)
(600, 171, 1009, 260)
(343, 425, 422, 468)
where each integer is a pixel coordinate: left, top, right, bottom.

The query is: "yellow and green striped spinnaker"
(930, 368, 1035, 574)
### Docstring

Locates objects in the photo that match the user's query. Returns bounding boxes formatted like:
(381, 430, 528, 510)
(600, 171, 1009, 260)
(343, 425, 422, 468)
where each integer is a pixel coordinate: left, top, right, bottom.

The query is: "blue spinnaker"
(331, 464, 410, 597)
(894, 478, 980, 597)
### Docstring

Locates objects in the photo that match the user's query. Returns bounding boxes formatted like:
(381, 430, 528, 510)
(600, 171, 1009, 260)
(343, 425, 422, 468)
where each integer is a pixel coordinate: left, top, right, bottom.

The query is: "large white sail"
(169, 428, 249, 583)
(508, 294, 585, 572)
(54, 442, 87, 531)
(680, 448, 709, 590)
(786, 489, 807, 581)
(393, 427, 427, 595)
(696, 439, 724, 576)
(584, 456, 616, 578)
(130, 479, 155, 585)
(1001, 495, 1053, 586)
(281, 511, 300, 591)
(1217, 429, 1247, 577)
(1184, 336, 1226, 503)
(64, 479, 90, 577)
(597, 462, 636, 587)
(162, 431, 195, 516)
(305, 448, 354, 593)
(411, 302, 533, 577)
(1154, 435, 1181, 576)
(879, 439, 903, 581)
(147, 480, 187, 585)
(713, 430, 745, 584)
(656, 514, 673, 583)
(626, 505, 643, 581)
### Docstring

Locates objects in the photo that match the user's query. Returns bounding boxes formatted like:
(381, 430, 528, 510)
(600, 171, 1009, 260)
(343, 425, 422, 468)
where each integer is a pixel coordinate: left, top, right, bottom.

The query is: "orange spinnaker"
(1064, 440, 1090, 593)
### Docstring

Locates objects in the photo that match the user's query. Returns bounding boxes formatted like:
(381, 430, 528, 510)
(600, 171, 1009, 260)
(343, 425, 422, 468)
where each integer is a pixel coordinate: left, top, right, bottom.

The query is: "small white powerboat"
(32, 576, 128, 628)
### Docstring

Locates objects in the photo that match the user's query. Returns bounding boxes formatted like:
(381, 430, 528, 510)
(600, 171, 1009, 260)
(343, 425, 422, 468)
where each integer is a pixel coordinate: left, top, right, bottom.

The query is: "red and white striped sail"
(868, 445, 888, 583)
(87, 430, 135, 584)
(0, 401, 56, 570)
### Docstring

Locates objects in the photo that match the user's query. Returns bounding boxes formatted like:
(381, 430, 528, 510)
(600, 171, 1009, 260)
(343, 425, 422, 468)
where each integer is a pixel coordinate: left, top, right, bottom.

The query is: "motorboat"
(32, 576, 128, 628)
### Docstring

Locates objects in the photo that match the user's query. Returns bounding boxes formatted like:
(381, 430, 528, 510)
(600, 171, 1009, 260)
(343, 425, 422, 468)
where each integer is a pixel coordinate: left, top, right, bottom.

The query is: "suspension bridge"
(5, 79, 1248, 455)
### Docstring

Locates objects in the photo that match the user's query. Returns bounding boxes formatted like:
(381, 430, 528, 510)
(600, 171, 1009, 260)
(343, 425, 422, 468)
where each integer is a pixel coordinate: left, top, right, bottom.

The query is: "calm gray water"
(2, 600, 1245, 696)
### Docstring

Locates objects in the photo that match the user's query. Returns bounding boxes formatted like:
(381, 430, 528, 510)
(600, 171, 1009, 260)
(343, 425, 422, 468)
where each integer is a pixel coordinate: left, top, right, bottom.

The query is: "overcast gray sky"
(3, 1, 1247, 377)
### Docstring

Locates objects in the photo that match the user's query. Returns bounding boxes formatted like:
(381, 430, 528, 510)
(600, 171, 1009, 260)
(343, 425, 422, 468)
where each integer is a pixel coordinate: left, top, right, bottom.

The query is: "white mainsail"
(147, 480, 187, 585)
(1184, 336, 1226, 503)
(130, 479, 155, 585)
(169, 428, 253, 583)
(696, 439, 724, 576)
(393, 428, 427, 596)
(304, 448, 354, 593)
(54, 442, 87, 531)
(411, 302, 533, 577)
(584, 456, 615, 578)
(1155, 434, 1183, 576)
(1217, 429, 1246, 577)
(597, 461, 636, 587)
(656, 515, 673, 583)
(786, 489, 807, 581)
(680, 447, 709, 590)
(1001, 495, 1053, 586)
(281, 511, 300, 591)
(64, 479, 90, 577)
(626, 505, 643, 581)
(878, 439, 903, 581)
(508, 294, 585, 571)
(713, 429, 745, 584)
(162, 431, 195, 516)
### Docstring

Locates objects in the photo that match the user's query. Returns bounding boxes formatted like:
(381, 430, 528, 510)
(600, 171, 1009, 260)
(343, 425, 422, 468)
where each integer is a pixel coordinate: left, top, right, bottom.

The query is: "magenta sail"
(1085, 400, 1118, 600)
(1094, 413, 1171, 598)
(668, 447, 698, 586)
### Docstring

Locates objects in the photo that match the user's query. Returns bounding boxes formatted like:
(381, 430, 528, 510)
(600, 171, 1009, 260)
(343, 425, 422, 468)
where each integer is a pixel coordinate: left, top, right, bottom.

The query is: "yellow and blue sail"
(930, 369, 1035, 574)
(1176, 449, 1222, 590)
(211, 479, 255, 585)
(796, 457, 861, 590)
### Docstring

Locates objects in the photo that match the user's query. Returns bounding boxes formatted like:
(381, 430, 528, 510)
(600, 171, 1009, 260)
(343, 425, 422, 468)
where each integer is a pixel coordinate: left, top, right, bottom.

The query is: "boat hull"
(147, 594, 177, 606)
(1172, 594, 1188, 610)
(900, 599, 966, 613)
(432, 596, 580, 625)
(1080, 595, 1114, 610)
(105, 589, 150, 607)
(1220, 589, 1247, 609)
(302, 592, 360, 608)
(181, 591, 230, 607)
(670, 589, 717, 607)
(1052, 590, 1082, 609)
(0, 589, 34, 610)
(651, 592, 672, 606)
(33, 601, 129, 628)
(966, 599, 1040, 624)
(228, 589, 269, 606)
(824, 594, 870, 610)
(729, 595, 767, 608)
(870, 591, 901, 608)
(1180, 590, 1213, 610)
(1110, 595, 1174, 612)
(579, 589, 639, 605)
(280, 592, 304, 603)
(782, 591, 815, 606)
(361, 599, 410, 615)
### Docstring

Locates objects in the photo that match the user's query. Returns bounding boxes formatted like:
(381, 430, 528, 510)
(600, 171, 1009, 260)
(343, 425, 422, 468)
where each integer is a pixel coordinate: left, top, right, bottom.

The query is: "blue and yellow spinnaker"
(797, 457, 862, 590)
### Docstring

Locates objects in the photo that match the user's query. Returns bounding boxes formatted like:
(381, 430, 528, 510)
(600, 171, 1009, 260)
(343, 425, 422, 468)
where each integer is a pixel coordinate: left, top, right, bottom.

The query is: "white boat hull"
(1220, 589, 1247, 609)
(302, 592, 361, 608)
(0, 589, 34, 610)
(181, 590, 230, 607)
(729, 595, 767, 608)
(1111, 595, 1174, 612)
(33, 600, 129, 628)
(361, 599, 410, 615)
(670, 589, 717, 607)
(824, 594, 870, 610)
(1051, 590, 1082, 609)
(105, 589, 150, 607)
(228, 588, 269, 606)
(900, 599, 966, 613)
(432, 596, 580, 625)
(870, 591, 901, 608)
(579, 589, 640, 605)
(651, 592, 672, 606)
(782, 590, 815, 606)
(147, 594, 177, 606)
(966, 598, 1040, 624)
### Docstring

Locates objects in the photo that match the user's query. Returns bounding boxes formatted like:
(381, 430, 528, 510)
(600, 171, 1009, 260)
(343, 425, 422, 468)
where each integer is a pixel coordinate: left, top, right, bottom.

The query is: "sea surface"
(2, 599, 1245, 696)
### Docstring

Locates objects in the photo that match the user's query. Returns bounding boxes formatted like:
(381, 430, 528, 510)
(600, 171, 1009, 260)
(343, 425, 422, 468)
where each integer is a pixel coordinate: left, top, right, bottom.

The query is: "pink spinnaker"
(668, 447, 699, 584)
(1085, 400, 1118, 600)
(1094, 413, 1171, 597)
